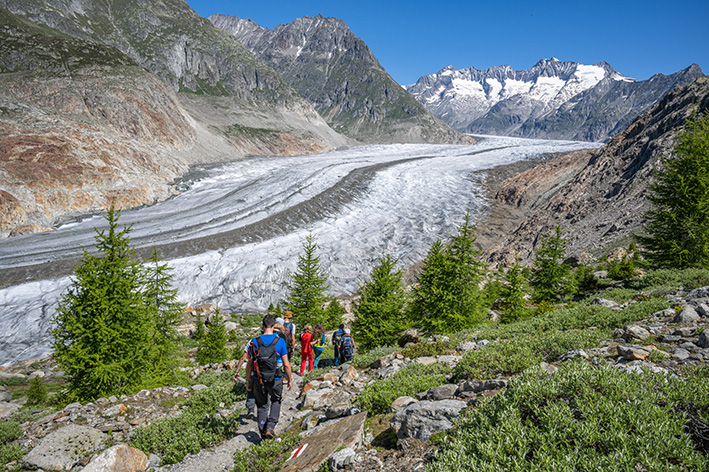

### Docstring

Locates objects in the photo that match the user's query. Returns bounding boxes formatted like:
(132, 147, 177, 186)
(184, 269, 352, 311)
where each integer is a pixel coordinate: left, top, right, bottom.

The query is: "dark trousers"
(252, 378, 283, 434)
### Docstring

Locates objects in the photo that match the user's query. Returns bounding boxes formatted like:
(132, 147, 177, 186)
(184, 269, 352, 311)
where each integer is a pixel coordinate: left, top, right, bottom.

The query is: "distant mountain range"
(210, 13, 471, 144)
(406, 58, 704, 141)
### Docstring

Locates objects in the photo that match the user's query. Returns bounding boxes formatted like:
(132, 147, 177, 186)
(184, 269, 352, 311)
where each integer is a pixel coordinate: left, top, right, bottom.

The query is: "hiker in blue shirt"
(245, 314, 293, 440)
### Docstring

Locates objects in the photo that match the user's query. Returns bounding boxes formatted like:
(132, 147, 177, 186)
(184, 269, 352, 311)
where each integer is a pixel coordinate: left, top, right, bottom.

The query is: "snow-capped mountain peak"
(406, 60, 702, 141)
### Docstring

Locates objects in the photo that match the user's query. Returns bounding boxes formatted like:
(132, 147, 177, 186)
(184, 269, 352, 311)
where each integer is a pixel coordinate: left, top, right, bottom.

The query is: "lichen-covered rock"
(23, 424, 104, 471)
(390, 400, 467, 442)
(674, 307, 700, 323)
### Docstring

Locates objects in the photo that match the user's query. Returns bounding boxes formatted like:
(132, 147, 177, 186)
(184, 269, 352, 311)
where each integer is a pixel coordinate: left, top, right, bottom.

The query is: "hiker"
(332, 323, 345, 366)
(273, 319, 288, 347)
(311, 323, 326, 368)
(233, 328, 264, 419)
(339, 328, 356, 365)
(245, 314, 292, 440)
(300, 323, 314, 375)
(283, 311, 296, 361)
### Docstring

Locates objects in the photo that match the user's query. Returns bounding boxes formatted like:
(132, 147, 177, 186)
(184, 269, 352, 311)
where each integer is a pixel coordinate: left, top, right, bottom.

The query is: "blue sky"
(187, 0, 708, 85)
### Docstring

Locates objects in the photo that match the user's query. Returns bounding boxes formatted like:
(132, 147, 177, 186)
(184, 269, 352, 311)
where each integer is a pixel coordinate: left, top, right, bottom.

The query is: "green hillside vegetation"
(0, 7, 136, 73)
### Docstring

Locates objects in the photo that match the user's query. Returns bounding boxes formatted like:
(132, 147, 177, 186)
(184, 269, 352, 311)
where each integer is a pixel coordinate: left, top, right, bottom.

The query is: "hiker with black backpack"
(339, 328, 356, 365)
(283, 311, 296, 361)
(245, 314, 292, 440)
(332, 323, 344, 366)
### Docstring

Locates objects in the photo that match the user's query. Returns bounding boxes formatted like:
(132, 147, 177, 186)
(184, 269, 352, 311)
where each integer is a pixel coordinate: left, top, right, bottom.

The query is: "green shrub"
(356, 363, 451, 414)
(430, 362, 709, 471)
(349, 346, 400, 368)
(130, 382, 246, 463)
(401, 341, 450, 358)
(0, 420, 23, 471)
(233, 435, 298, 472)
(631, 268, 709, 291)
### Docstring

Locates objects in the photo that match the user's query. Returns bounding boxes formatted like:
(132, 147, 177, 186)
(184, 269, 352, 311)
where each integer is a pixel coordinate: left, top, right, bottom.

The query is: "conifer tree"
(529, 225, 570, 303)
(639, 114, 709, 268)
(498, 258, 530, 323)
(353, 254, 409, 350)
(324, 297, 345, 330)
(143, 248, 185, 382)
(410, 213, 487, 334)
(196, 310, 228, 365)
(26, 376, 47, 406)
(52, 206, 152, 400)
(286, 234, 329, 326)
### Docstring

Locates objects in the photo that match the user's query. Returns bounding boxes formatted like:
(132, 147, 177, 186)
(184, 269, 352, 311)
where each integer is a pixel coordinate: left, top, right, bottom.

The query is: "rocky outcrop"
(211, 14, 473, 145)
(23, 424, 104, 471)
(482, 76, 709, 264)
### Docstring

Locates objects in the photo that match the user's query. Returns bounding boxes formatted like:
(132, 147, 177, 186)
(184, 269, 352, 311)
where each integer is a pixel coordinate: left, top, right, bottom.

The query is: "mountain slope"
(407, 58, 704, 141)
(210, 13, 473, 145)
(0, 1, 353, 236)
(3, 0, 351, 155)
(479, 76, 709, 264)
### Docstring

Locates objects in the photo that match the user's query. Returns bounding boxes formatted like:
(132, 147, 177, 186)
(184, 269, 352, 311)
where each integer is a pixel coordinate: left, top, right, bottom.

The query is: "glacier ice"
(0, 136, 600, 365)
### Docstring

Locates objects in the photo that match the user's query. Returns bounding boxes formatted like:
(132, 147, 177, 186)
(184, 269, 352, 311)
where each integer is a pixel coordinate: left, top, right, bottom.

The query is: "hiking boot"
(261, 428, 276, 440)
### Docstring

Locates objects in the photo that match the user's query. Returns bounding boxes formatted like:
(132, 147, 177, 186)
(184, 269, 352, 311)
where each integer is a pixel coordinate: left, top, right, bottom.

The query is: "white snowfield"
(0, 136, 600, 365)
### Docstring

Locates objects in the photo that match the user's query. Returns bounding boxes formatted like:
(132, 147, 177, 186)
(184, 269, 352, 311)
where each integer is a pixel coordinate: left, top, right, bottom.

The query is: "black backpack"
(332, 329, 343, 347)
(249, 336, 281, 384)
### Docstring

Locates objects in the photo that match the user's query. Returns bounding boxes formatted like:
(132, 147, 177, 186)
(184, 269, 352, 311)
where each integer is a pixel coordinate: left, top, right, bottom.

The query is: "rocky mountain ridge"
(407, 58, 704, 141)
(480, 76, 709, 264)
(210, 13, 473, 145)
(0, 2, 352, 236)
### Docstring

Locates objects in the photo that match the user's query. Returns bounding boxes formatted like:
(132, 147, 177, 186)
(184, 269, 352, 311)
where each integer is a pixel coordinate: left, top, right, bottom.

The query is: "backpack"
(284, 321, 294, 354)
(332, 329, 343, 347)
(340, 335, 354, 359)
(249, 336, 281, 384)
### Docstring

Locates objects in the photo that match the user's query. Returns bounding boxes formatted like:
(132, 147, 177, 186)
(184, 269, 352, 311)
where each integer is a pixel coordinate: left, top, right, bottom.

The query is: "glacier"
(0, 136, 600, 365)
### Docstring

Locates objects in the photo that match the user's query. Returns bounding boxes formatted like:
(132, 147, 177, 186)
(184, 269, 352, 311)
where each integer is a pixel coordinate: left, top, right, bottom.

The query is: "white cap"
(344, 328, 351, 334)
(276, 317, 285, 325)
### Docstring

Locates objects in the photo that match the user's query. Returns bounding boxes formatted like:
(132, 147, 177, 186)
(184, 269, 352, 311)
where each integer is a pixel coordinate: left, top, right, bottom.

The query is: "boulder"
(558, 349, 589, 362)
(625, 326, 651, 340)
(674, 327, 697, 337)
(660, 334, 681, 343)
(426, 384, 458, 400)
(329, 447, 357, 470)
(0, 402, 21, 419)
(224, 321, 238, 333)
(674, 307, 700, 323)
(437, 355, 460, 367)
(653, 308, 677, 319)
(390, 400, 467, 442)
(590, 298, 620, 309)
(456, 341, 478, 352)
(672, 348, 691, 360)
(339, 366, 358, 385)
(282, 412, 367, 472)
(301, 388, 353, 411)
(698, 331, 709, 349)
(23, 425, 104, 471)
(81, 444, 147, 472)
(414, 357, 437, 366)
(0, 386, 11, 402)
(390, 396, 418, 412)
(618, 345, 650, 361)
(687, 286, 709, 300)
(696, 303, 709, 317)
(325, 403, 351, 419)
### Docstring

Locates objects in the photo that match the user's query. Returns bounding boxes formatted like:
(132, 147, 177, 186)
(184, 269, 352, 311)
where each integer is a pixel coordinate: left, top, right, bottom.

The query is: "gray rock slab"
(0, 386, 11, 403)
(390, 396, 418, 412)
(458, 379, 508, 393)
(427, 384, 458, 400)
(281, 412, 367, 472)
(0, 401, 20, 419)
(625, 326, 651, 340)
(23, 425, 104, 471)
(329, 447, 357, 470)
(390, 400, 467, 442)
